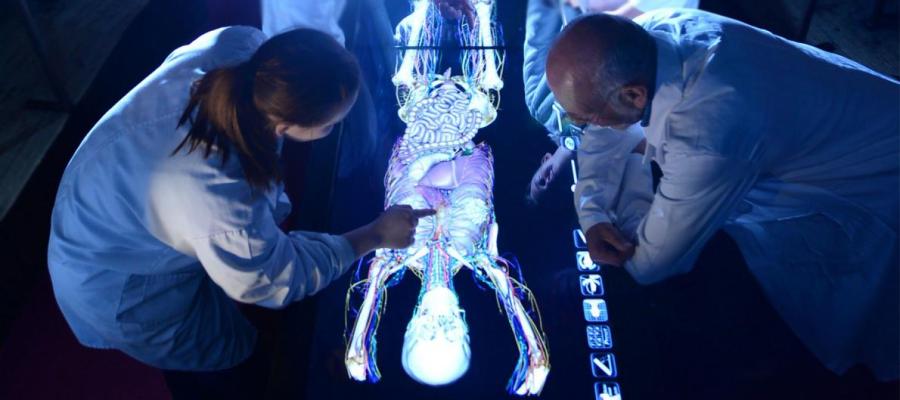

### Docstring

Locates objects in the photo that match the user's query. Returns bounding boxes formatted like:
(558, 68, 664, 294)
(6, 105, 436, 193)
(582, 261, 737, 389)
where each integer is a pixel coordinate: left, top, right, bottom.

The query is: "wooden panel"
(0, 0, 148, 220)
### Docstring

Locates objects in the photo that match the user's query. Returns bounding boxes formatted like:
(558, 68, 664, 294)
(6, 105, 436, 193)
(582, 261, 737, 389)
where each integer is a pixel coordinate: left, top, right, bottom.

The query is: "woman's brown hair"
(175, 28, 361, 191)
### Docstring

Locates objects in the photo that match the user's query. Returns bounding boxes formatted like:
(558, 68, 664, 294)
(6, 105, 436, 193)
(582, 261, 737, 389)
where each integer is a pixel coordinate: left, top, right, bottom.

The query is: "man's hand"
(585, 222, 635, 267)
(434, 0, 476, 26)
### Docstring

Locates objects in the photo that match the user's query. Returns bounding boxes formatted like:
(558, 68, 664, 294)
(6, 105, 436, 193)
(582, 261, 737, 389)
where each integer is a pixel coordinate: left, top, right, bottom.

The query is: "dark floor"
(0, 0, 897, 399)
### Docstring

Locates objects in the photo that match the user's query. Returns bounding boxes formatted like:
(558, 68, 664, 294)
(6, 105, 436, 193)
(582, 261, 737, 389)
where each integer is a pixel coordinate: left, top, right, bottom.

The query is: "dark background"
(0, 0, 897, 399)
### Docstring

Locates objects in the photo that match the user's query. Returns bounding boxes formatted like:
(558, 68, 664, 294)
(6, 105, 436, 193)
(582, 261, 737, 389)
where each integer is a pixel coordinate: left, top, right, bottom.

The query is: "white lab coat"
(47, 26, 357, 371)
(633, 0, 698, 11)
(523, 0, 695, 230)
(574, 9, 899, 379)
(261, 0, 347, 44)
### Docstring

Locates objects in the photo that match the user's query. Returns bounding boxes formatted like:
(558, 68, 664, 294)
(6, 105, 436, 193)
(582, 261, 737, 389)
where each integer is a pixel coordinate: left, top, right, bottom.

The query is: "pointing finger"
(411, 208, 437, 218)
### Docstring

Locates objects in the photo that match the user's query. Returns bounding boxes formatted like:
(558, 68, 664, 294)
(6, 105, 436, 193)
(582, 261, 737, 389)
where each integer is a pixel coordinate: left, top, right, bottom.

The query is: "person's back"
(48, 26, 279, 370)
(639, 9, 898, 228)
(635, 9, 899, 379)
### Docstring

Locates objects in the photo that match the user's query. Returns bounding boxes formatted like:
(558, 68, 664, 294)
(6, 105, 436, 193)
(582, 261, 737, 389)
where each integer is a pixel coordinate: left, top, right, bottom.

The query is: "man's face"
(546, 44, 648, 132)
(553, 82, 644, 131)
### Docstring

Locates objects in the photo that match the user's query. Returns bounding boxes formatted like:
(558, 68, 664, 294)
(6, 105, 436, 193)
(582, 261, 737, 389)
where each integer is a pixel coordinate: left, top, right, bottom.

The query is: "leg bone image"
(344, 0, 550, 395)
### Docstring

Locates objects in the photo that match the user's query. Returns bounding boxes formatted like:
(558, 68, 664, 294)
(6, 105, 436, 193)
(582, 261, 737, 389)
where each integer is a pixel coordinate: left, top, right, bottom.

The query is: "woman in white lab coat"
(48, 27, 433, 397)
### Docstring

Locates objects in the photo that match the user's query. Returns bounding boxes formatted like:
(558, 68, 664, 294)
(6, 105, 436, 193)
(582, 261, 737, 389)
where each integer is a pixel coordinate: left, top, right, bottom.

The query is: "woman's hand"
(372, 205, 436, 249)
(343, 205, 436, 258)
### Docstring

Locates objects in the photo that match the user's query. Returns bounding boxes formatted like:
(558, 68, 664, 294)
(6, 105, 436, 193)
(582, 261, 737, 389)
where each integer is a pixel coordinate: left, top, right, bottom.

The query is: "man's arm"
(577, 124, 652, 266)
(575, 125, 648, 230)
(626, 151, 758, 284)
(523, 0, 576, 135)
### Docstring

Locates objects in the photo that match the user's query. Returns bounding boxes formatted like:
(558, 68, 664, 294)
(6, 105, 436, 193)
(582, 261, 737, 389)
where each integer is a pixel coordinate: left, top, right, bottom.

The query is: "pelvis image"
(344, 0, 550, 395)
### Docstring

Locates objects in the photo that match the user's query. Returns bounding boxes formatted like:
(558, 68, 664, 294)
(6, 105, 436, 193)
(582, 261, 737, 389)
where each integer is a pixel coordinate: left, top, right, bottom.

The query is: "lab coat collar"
(275, 134, 285, 156)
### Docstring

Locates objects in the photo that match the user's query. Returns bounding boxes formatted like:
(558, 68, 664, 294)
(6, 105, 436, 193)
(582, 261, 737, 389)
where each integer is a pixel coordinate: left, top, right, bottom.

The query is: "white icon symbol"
(573, 229, 587, 249)
(576, 251, 598, 271)
(590, 353, 617, 378)
(580, 274, 603, 296)
(583, 299, 608, 322)
(594, 382, 622, 400)
(586, 325, 613, 349)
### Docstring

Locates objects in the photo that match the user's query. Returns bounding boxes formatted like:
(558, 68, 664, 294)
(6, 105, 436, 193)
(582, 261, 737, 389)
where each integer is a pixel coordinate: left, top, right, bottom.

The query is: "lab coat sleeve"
(523, 0, 565, 135)
(260, 0, 347, 45)
(631, 0, 700, 11)
(148, 176, 357, 309)
(575, 125, 648, 233)
(191, 218, 358, 309)
(626, 152, 758, 284)
(191, 199, 357, 308)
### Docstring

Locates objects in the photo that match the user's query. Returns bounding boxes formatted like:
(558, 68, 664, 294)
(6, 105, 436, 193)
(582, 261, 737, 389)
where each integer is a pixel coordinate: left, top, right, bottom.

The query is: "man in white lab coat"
(546, 10, 899, 380)
(523, 0, 698, 202)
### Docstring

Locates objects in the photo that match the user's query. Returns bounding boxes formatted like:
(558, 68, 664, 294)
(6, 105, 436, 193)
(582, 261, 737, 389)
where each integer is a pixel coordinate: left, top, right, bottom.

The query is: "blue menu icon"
(573, 229, 587, 249)
(582, 299, 608, 322)
(586, 325, 613, 349)
(580, 274, 604, 297)
(576, 251, 598, 271)
(590, 352, 618, 378)
(594, 382, 622, 400)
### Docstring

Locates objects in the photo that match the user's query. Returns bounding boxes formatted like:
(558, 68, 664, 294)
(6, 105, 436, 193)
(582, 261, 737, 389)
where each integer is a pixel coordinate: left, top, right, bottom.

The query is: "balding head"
(546, 14, 656, 129)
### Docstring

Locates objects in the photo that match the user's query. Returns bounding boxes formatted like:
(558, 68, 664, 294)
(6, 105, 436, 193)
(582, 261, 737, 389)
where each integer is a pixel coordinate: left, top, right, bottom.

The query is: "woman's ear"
(274, 122, 289, 137)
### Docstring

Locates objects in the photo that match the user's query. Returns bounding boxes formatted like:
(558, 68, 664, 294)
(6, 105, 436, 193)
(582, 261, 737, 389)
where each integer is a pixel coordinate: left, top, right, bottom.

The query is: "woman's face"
(274, 94, 357, 142)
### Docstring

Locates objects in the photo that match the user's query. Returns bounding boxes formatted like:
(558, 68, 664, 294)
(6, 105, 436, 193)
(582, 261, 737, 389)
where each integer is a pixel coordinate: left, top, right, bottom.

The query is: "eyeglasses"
(560, 84, 627, 130)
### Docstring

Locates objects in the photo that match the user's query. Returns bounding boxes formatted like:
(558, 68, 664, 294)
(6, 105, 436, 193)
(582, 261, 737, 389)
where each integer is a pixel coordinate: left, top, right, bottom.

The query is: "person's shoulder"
(163, 26, 266, 67)
(638, 8, 740, 38)
(203, 26, 267, 52)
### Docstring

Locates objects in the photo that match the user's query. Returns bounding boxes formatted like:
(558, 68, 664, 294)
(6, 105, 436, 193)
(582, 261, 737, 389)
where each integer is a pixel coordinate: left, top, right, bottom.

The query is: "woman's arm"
(148, 173, 432, 308)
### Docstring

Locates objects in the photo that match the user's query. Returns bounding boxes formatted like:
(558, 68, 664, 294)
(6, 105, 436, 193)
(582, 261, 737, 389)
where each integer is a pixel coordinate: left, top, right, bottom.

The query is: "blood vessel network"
(344, 0, 550, 395)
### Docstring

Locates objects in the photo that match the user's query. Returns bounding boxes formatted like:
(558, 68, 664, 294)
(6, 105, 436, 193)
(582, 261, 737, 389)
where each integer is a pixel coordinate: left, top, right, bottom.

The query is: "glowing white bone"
(478, 257, 550, 395)
(393, 0, 430, 87)
(346, 252, 422, 381)
(346, 0, 548, 394)
(475, 0, 503, 90)
(402, 287, 471, 385)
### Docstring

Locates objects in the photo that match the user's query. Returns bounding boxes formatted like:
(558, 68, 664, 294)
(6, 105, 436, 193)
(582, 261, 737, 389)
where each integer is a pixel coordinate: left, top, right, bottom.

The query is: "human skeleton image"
(344, 0, 550, 395)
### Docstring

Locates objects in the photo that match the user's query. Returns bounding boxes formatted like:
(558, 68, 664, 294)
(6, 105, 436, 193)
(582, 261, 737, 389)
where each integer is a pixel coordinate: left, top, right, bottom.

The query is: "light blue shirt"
(48, 26, 357, 371)
(575, 9, 899, 379)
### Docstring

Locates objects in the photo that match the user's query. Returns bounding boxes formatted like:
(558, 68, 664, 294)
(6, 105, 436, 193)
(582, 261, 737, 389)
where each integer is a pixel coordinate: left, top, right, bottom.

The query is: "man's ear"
(619, 85, 648, 110)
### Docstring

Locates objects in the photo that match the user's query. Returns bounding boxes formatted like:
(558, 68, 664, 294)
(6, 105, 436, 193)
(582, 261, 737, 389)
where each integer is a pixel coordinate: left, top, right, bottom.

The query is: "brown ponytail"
(175, 28, 361, 191)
